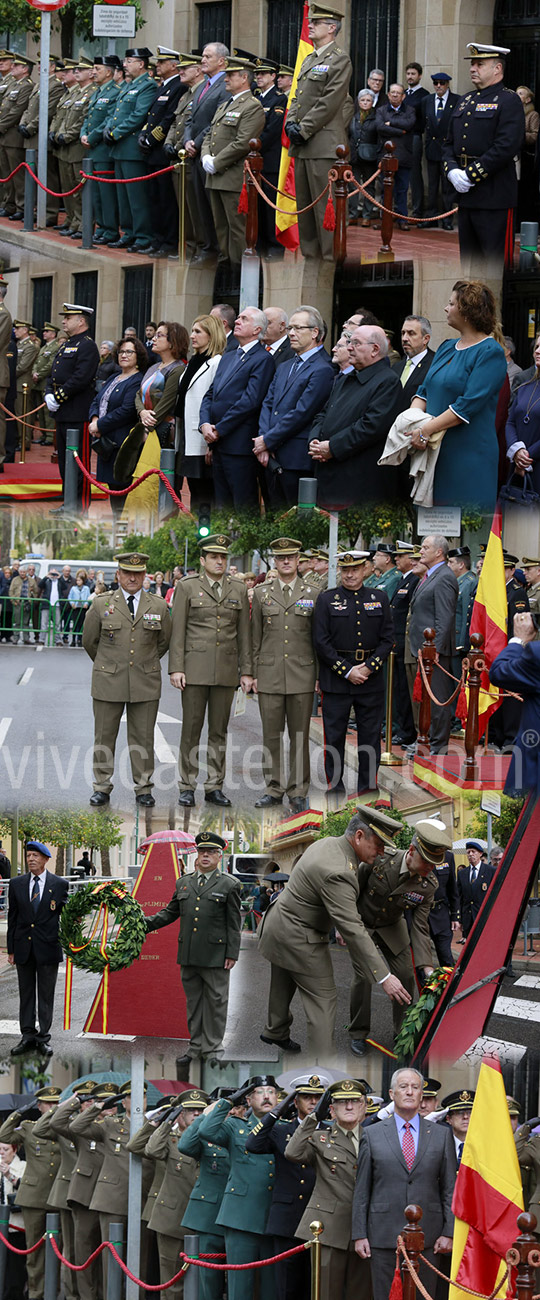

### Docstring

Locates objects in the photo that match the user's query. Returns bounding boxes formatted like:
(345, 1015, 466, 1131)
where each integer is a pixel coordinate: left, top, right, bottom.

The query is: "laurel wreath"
(59, 882, 147, 973)
(393, 966, 454, 1063)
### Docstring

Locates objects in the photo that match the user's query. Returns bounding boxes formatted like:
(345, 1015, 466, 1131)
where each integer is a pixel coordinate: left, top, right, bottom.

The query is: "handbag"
(499, 469, 540, 507)
(91, 433, 117, 463)
(113, 422, 145, 481)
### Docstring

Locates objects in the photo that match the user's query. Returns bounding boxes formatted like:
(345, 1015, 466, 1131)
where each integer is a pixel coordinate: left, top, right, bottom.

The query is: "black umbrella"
(0, 1092, 39, 1116)
(263, 873, 290, 883)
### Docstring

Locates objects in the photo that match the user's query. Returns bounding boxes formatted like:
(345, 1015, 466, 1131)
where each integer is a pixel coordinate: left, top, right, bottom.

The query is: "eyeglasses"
(287, 325, 312, 333)
(119, 349, 136, 356)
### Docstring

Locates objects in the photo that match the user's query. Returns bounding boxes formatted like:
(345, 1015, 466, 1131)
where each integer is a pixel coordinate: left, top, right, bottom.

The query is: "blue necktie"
(31, 877, 40, 912)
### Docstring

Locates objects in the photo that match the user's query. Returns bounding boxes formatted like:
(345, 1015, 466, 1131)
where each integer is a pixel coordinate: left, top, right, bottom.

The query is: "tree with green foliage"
(0, 810, 123, 876)
(316, 801, 414, 849)
(1, 0, 155, 57)
(121, 507, 352, 574)
(464, 794, 525, 849)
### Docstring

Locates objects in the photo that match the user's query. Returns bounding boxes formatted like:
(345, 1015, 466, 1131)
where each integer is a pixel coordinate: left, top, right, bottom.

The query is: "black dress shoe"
(205, 790, 231, 806)
(178, 790, 195, 806)
(108, 236, 135, 248)
(289, 797, 308, 812)
(176, 1052, 194, 1066)
(35, 1043, 53, 1058)
(8, 210, 23, 221)
(136, 793, 155, 807)
(349, 1039, 368, 1057)
(254, 794, 283, 808)
(260, 1034, 302, 1053)
(89, 791, 110, 806)
(131, 241, 152, 252)
(11, 1038, 36, 1056)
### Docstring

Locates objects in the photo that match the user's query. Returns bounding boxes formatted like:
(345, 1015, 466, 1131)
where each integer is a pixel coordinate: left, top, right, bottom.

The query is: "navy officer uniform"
(45, 303, 99, 509)
(312, 549, 394, 794)
(138, 46, 185, 256)
(253, 56, 287, 259)
(442, 42, 525, 269)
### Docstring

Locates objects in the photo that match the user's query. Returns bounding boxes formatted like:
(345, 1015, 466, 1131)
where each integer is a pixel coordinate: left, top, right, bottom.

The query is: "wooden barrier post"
(400, 1205, 424, 1300)
(507, 1211, 539, 1300)
(245, 138, 263, 255)
(462, 632, 485, 781)
(331, 144, 350, 264)
(417, 628, 437, 752)
(379, 140, 398, 256)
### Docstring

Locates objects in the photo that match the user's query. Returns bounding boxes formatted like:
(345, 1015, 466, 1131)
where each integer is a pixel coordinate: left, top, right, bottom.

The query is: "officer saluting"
(312, 549, 394, 796)
(442, 43, 525, 274)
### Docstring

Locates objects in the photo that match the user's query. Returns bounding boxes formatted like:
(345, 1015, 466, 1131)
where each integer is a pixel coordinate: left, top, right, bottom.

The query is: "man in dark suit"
(375, 84, 416, 228)
(7, 840, 68, 1058)
(210, 302, 238, 351)
(353, 1067, 455, 1300)
(405, 534, 459, 754)
(421, 72, 459, 229)
(262, 306, 294, 366)
(309, 324, 403, 508)
(489, 551, 529, 749)
(457, 839, 495, 939)
(199, 306, 275, 509)
(254, 57, 287, 260)
(183, 41, 230, 263)
(405, 62, 429, 217)
(392, 315, 435, 410)
(391, 542, 419, 745)
(255, 305, 334, 505)
(489, 614, 540, 796)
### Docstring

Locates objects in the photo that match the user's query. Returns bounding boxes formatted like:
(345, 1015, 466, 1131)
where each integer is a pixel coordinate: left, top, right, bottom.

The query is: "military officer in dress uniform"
(448, 545, 477, 731)
(197, 1077, 279, 1300)
(179, 1094, 231, 1300)
(0, 53, 34, 219)
(145, 830, 241, 1064)
(54, 54, 95, 239)
(81, 55, 122, 245)
(390, 542, 419, 747)
(0, 1086, 62, 1300)
(0, 273, 12, 470)
(310, 549, 330, 590)
(286, 1079, 371, 1300)
(82, 550, 171, 807)
(523, 558, 540, 627)
(442, 43, 525, 273)
(14, 320, 39, 448)
(104, 47, 157, 251)
(348, 819, 449, 1056)
(252, 537, 319, 813)
(253, 55, 287, 260)
(145, 1091, 207, 1300)
(285, 4, 352, 260)
(370, 545, 400, 602)
(425, 833, 459, 968)
(169, 534, 252, 807)
(126, 1095, 179, 1292)
(163, 51, 205, 252)
(138, 46, 184, 257)
(51, 1081, 115, 1300)
(38, 1080, 96, 1300)
(200, 54, 265, 266)
(258, 806, 411, 1058)
(31, 323, 62, 445)
(312, 550, 394, 796)
(489, 551, 529, 749)
(18, 56, 65, 227)
(246, 1073, 326, 1300)
(45, 302, 100, 508)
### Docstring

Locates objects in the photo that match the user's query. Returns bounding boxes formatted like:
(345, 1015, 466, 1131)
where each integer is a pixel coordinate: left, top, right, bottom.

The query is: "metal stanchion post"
(0, 1201, 8, 1298)
(64, 428, 80, 512)
(24, 148, 37, 231)
(177, 149, 186, 262)
(158, 448, 176, 521)
(20, 382, 29, 463)
(310, 1221, 323, 1300)
(81, 156, 93, 249)
(107, 1221, 124, 1300)
(183, 1234, 200, 1300)
(519, 222, 539, 271)
(44, 1212, 60, 1300)
(380, 651, 403, 766)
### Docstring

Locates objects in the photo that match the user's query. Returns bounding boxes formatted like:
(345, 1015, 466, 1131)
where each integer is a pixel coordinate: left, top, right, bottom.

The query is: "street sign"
(481, 792, 501, 817)
(416, 505, 462, 537)
(93, 3, 136, 34)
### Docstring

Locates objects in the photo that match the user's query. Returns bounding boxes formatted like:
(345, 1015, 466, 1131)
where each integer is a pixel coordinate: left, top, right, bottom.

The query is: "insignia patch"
(402, 891, 425, 906)
(364, 602, 382, 610)
(50, 900, 56, 910)
(475, 102, 497, 111)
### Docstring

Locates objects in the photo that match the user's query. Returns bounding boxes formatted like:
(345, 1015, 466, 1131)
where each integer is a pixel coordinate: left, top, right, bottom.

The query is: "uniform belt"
(339, 649, 365, 662)
(460, 154, 474, 165)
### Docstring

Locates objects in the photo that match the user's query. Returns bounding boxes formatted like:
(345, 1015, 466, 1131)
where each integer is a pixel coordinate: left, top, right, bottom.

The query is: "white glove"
(201, 154, 216, 174)
(44, 393, 60, 413)
(448, 168, 472, 194)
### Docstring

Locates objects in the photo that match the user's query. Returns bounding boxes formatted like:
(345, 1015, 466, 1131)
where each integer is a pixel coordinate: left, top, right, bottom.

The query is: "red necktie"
(402, 1121, 415, 1169)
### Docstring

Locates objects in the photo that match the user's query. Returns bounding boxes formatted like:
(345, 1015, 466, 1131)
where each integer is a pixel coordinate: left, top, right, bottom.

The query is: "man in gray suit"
(184, 41, 230, 263)
(405, 534, 458, 754)
(352, 1067, 455, 1300)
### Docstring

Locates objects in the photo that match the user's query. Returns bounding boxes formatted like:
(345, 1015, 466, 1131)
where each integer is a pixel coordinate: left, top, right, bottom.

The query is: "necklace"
(523, 379, 540, 424)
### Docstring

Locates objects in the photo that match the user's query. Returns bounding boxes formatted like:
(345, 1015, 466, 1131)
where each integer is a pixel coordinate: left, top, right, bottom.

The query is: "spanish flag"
(275, 3, 313, 249)
(457, 505, 507, 735)
(449, 1055, 523, 1300)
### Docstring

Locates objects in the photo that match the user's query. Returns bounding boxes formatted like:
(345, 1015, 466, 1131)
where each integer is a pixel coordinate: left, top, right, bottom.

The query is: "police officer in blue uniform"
(312, 549, 394, 795)
(253, 56, 287, 260)
(442, 42, 525, 272)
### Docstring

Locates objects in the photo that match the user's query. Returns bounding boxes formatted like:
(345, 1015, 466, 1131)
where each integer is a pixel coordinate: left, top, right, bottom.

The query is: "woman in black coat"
(88, 337, 148, 514)
(348, 89, 379, 226)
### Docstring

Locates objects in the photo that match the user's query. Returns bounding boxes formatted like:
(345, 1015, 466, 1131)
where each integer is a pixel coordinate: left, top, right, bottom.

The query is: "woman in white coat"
(174, 313, 226, 503)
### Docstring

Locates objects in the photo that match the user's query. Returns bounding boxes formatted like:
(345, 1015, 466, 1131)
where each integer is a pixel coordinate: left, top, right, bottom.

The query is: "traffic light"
(198, 504, 211, 540)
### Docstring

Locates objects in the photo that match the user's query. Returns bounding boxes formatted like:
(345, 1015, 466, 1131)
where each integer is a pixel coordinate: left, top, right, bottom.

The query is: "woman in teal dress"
(408, 280, 507, 509)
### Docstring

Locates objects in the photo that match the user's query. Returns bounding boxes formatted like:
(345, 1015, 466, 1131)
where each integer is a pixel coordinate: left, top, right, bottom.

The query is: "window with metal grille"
(332, 260, 413, 346)
(349, 0, 400, 97)
(494, 0, 540, 95)
(197, 2, 232, 51)
(122, 266, 153, 340)
(267, 0, 303, 68)
(72, 272, 98, 338)
(502, 272, 540, 370)
(31, 277, 53, 334)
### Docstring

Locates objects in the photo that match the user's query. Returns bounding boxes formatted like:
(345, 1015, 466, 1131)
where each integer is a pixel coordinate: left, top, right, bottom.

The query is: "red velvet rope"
(46, 1230, 309, 1286)
(0, 160, 176, 199)
(0, 1229, 46, 1256)
(72, 452, 192, 513)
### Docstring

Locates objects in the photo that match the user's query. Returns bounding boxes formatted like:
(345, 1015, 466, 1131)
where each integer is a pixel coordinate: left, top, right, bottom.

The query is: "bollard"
(519, 222, 539, 271)
(20, 381, 29, 463)
(417, 627, 436, 753)
(44, 1212, 60, 1300)
(244, 137, 263, 253)
(310, 1221, 323, 1300)
(24, 148, 37, 231)
(64, 428, 80, 512)
(177, 149, 187, 262)
(379, 140, 398, 255)
(81, 156, 94, 249)
(184, 1234, 200, 1300)
(158, 448, 176, 521)
(331, 144, 350, 264)
(380, 651, 403, 766)
(0, 1200, 8, 1299)
(107, 1221, 124, 1300)
(462, 632, 485, 782)
(508, 1211, 539, 1300)
(400, 1205, 424, 1300)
